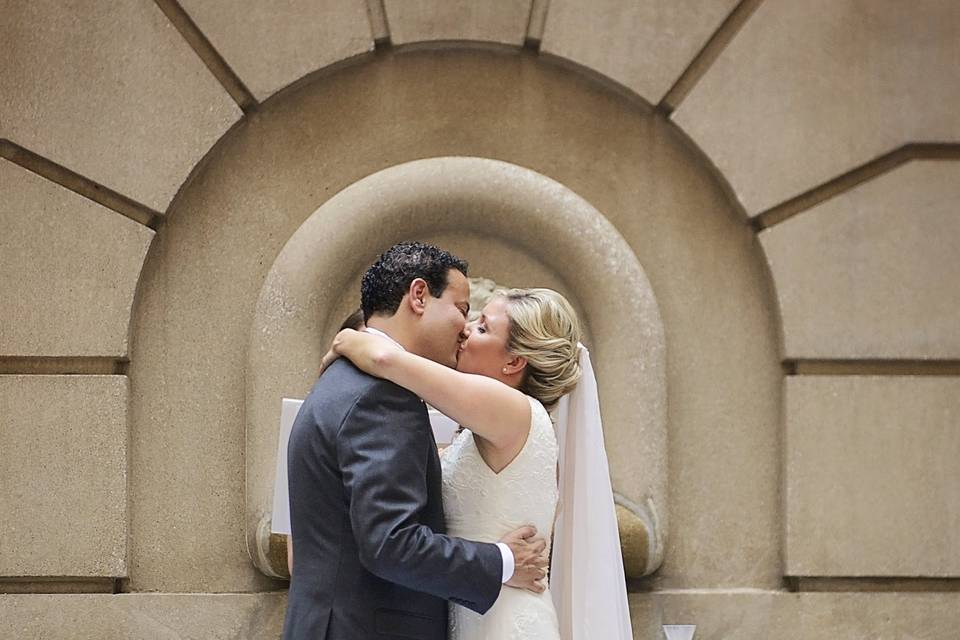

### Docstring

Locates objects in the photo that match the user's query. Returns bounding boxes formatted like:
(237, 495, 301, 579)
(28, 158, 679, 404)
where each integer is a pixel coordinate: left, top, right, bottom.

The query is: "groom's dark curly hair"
(360, 241, 469, 321)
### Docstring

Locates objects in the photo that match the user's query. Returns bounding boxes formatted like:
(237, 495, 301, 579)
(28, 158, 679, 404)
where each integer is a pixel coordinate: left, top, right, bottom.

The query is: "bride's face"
(456, 296, 512, 378)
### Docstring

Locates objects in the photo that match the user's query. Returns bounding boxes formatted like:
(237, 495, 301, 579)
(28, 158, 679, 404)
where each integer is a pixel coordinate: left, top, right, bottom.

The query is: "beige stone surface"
(0, 593, 286, 639)
(541, 0, 739, 104)
(0, 159, 153, 357)
(4, 591, 960, 639)
(0, 376, 127, 577)
(179, 0, 373, 101)
(383, 0, 532, 45)
(630, 590, 960, 639)
(0, 0, 240, 212)
(127, 49, 780, 592)
(761, 161, 960, 359)
(785, 376, 960, 576)
(673, 0, 960, 215)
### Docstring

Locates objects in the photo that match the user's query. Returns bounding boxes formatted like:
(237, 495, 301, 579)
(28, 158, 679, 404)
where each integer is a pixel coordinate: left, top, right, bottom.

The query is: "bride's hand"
(318, 346, 339, 376)
(319, 329, 357, 376)
(320, 328, 401, 376)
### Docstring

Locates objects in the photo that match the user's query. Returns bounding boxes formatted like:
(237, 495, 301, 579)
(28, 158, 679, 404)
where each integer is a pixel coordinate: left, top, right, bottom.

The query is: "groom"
(282, 242, 548, 640)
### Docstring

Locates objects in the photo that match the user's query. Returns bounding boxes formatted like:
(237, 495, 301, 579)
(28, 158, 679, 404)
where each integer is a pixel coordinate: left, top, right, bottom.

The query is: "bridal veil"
(550, 345, 633, 640)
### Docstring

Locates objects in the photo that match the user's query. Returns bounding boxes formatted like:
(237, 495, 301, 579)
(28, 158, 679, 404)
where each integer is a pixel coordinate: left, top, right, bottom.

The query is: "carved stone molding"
(245, 157, 668, 578)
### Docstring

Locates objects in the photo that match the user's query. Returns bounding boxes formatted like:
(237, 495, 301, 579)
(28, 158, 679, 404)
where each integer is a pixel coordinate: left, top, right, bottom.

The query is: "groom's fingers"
(510, 565, 548, 593)
(531, 575, 547, 593)
(499, 524, 537, 545)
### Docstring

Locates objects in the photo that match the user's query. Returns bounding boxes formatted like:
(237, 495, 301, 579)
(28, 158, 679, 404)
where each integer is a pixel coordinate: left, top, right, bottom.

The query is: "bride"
(324, 287, 631, 640)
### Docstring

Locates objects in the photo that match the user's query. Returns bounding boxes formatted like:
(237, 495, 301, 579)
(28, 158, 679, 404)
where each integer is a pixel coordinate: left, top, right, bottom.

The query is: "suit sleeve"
(336, 381, 503, 614)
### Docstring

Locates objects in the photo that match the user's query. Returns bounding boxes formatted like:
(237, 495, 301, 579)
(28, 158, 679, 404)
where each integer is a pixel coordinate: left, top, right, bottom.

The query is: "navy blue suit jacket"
(282, 359, 502, 640)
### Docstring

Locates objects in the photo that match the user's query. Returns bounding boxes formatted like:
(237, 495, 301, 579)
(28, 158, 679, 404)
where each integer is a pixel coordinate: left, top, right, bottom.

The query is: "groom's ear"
(406, 278, 429, 316)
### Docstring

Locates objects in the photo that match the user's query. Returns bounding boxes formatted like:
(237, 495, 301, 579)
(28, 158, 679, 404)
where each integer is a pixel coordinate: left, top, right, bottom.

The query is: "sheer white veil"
(550, 344, 633, 640)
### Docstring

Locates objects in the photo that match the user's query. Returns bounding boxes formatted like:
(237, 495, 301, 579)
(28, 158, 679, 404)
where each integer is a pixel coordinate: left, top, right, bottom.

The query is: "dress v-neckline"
(471, 426, 531, 477)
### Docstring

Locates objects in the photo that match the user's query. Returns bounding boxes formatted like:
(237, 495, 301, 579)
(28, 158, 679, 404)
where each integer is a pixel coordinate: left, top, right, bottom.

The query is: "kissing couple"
(282, 242, 631, 640)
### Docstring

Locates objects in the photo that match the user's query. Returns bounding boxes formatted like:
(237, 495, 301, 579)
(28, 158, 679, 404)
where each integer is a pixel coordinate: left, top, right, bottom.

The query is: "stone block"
(761, 161, 960, 359)
(541, 0, 739, 104)
(0, 159, 153, 357)
(383, 0, 532, 45)
(0, 376, 128, 577)
(673, 0, 960, 215)
(179, 0, 373, 101)
(785, 376, 960, 576)
(0, 0, 240, 211)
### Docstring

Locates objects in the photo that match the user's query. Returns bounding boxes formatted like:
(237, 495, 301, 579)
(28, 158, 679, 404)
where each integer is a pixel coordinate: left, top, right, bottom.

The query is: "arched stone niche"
(245, 157, 667, 578)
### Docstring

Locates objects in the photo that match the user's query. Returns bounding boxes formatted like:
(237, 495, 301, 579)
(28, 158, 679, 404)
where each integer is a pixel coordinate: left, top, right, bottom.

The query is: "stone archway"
(125, 48, 780, 596)
(244, 157, 668, 577)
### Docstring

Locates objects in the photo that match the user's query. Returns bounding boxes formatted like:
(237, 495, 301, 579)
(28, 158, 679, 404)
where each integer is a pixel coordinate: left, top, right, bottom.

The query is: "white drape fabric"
(550, 345, 633, 640)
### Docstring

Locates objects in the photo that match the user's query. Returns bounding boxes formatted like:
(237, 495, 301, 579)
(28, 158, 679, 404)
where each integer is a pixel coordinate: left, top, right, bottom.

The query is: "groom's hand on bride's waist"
(499, 525, 549, 594)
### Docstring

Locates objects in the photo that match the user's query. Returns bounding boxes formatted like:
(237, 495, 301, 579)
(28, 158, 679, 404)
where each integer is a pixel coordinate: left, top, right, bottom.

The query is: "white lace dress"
(441, 395, 561, 640)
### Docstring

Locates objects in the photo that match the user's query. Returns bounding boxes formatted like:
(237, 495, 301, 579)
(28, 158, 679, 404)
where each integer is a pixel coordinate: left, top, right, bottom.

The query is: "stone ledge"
(2, 591, 959, 639)
(0, 593, 286, 640)
(631, 590, 960, 639)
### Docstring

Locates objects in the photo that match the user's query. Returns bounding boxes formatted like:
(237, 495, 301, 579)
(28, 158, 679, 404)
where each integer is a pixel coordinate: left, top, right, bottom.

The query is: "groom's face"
(419, 269, 470, 368)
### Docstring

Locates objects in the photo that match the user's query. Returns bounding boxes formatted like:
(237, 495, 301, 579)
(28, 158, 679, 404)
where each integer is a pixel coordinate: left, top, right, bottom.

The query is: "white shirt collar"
(363, 327, 406, 351)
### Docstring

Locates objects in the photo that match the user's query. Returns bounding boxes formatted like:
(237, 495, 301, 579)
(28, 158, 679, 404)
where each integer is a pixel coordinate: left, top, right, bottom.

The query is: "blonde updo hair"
(498, 288, 583, 409)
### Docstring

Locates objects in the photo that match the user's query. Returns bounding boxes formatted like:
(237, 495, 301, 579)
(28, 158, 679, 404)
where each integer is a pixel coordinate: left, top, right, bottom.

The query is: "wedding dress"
(441, 395, 561, 640)
(442, 346, 632, 640)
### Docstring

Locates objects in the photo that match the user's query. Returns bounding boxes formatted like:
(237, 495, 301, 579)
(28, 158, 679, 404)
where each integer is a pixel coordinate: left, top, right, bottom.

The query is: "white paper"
(428, 408, 459, 446)
(270, 398, 304, 535)
(270, 398, 459, 535)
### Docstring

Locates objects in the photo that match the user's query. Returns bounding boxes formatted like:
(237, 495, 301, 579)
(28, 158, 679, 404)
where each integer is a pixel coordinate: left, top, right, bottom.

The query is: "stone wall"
(2, 1, 958, 638)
